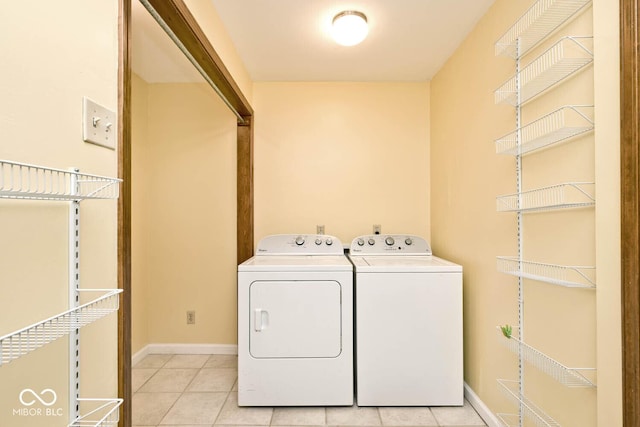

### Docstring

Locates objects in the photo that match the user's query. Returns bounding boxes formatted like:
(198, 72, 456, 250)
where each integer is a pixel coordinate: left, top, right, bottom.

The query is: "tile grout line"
(325, 405, 328, 426)
(266, 402, 274, 426)
(376, 406, 383, 426)
(211, 381, 233, 426)
(186, 354, 226, 426)
(131, 367, 159, 393)
(132, 354, 174, 426)
(158, 354, 212, 426)
(156, 354, 187, 426)
(132, 353, 172, 393)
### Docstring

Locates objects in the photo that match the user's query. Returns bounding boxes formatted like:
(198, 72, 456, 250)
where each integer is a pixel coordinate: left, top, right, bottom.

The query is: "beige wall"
(131, 73, 151, 354)
(593, 0, 622, 424)
(431, 0, 620, 425)
(252, 82, 430, 244)
(0, 1, 119, 425)
(131, 77, 238, 349)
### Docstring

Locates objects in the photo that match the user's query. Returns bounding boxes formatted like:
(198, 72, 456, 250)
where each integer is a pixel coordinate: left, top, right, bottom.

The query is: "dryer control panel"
(349, 234, 432, 255)
(256, 234, 344, 255)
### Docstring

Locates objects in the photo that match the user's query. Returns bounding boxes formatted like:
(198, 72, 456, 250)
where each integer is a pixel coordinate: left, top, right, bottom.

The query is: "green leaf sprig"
(500, 324, 513, 339)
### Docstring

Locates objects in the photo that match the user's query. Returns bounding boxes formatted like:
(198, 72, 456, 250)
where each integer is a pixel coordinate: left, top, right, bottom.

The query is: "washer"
(237, 234, 353, 406)
(348, 234, 463, 406)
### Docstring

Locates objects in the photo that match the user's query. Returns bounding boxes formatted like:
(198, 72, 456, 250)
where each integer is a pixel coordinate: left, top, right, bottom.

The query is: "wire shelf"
(495, 0, 592, 58)
(0, 160, 121, 201)
(496, 182, 594, 213)
(496, 413, 520, 427)
(497, 256, 595, 288)
(498, 379, 561, 427)
(495, 37, 593, 106)
(495, 105, 594, 155)
(496, 327, 596, 387)
(68, 398, 123, 426)
(0, 289, 122, 366)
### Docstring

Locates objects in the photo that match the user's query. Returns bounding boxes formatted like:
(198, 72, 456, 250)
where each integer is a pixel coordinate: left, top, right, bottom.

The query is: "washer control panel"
(256, 234, 344, 255)
(350, 234, 432, 255)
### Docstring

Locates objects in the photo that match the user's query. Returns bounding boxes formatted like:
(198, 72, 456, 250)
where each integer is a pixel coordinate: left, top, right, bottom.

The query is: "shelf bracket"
(69, 168, 80, 422)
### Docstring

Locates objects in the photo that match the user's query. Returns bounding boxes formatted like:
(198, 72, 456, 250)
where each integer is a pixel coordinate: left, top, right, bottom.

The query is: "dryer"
(237, 234, 353, 406)
(349, 234, 463, 406)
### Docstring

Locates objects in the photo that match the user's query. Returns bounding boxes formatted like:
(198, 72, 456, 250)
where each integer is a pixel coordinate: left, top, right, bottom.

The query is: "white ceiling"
(211, 0, 495, 81)
(132, 0, 496, 83)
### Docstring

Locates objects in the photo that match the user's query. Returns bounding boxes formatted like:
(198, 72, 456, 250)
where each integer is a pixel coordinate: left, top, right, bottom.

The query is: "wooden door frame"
(621, 0, 640, 424)
(117, 1, 132, 425)
(117, 0, 254, 425)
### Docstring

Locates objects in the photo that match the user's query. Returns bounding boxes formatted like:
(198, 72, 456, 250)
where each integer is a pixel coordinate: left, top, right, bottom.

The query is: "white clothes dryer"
(237, 234, 353, 406)
(348, 234, 463, 406)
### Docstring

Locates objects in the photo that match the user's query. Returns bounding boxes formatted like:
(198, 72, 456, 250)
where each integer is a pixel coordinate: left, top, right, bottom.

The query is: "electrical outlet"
(373, 224, 381, 234)
(186, 311, 196, 325)
(317, 225, 325, 235)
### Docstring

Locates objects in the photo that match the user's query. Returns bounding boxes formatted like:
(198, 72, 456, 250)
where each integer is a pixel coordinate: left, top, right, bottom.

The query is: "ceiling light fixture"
(331, 11, 368, 46)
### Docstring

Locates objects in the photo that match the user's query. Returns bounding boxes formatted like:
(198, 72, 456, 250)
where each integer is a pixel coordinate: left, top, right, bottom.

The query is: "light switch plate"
(83, 97, 116, 150)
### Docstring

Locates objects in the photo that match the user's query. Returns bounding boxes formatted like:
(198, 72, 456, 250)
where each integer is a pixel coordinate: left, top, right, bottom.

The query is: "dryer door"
(249, 280, 342, 358)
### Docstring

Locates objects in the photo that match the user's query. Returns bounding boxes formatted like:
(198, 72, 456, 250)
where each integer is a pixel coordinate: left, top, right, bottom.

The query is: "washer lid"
(239, 255, 353, 272)
(350, 255, 462, 273)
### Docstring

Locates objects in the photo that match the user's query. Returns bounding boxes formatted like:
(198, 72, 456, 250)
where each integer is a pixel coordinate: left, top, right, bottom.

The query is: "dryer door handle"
(254, 309, 269, 332)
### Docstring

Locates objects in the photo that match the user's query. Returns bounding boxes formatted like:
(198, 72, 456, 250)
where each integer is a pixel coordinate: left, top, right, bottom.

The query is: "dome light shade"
(331, 11, 368, 46)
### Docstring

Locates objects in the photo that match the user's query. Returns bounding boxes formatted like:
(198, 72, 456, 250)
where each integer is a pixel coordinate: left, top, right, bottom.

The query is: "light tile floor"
(133, 354, 487, 427)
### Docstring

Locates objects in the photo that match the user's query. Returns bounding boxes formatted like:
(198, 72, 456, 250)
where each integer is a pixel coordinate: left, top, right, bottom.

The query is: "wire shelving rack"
(68, 398, 123, 426)
(496, 257, 595, 288)
(0, 159, 123, 425)
(497, 379, 561, 427)
(0, 289, 123, 366)
(496, 327, 596, 387)
(0, 160, 120, 201)
(495, 37, 593, 106)
(496, 182, 595, 212)
(495, 0, 592, 58)
(495, 105, 594, 156)
(493, 0, 594, 425)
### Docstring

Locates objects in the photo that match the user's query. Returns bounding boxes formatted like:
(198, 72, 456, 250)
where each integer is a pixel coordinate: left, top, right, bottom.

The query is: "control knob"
(368, 238, 375, 246)
(405, 238, 413, 246)
(356, 238, 365, 246)
(385, 236, 395, 246)
(326, 238, 333, 245)
(295, 236, 305, 246)
(315, 238, 322, 245)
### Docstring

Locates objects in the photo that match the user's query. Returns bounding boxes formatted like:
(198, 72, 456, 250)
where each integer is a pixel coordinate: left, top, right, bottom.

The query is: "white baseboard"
(132, 343, 238, 366)
(132, 345, 151, 366)
(464, 382, 502, 427)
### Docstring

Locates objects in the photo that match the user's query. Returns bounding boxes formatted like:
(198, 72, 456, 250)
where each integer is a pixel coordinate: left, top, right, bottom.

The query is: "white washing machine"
(348, 234, 463, 406)
(237, 234, 353, 406)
